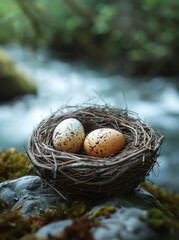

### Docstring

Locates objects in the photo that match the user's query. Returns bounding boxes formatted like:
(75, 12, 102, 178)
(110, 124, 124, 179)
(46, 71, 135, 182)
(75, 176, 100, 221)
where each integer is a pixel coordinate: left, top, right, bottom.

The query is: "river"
(0, 44, 179, 192)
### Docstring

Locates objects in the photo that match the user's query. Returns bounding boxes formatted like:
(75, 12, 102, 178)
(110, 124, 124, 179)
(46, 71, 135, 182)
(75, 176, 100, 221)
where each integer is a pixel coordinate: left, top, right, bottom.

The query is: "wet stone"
(36, 219, 73, 238)
(35, 200, 159, 240)
(90, 207, 157, 240)
(0, 175, 62, 218)
(0, 176, 161, 239)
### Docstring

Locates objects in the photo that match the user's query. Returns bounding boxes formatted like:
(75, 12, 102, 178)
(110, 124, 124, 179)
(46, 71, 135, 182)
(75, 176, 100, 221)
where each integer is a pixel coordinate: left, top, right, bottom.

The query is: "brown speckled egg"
(52, 118, 85, 153)
(84, 128, 125, 158)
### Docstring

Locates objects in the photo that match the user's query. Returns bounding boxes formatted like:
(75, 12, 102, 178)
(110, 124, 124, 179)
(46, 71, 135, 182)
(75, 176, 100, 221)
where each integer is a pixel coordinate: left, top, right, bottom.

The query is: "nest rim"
(27, 104, 165, 200)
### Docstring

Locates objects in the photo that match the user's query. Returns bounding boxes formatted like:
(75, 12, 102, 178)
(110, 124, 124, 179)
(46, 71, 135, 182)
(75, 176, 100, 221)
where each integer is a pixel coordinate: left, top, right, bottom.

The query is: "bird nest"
(27, 104, 165, 200)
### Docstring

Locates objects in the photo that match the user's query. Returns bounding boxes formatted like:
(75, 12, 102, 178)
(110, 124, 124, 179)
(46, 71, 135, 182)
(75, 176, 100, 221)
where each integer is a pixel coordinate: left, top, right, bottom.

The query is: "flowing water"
(0, 44, 179, 192)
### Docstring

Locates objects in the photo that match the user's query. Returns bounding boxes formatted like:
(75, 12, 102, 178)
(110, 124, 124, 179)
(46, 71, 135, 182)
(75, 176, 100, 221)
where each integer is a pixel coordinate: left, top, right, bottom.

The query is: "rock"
(35, 189, 159, 240)
(0, 175, 62, 218)
(94, 187, 157, 210)
(87, 191, 159, 240)
(36, 219, 73, 238)
(35, 203, 158, 240)
(0, 48, 36, 102)
(0, 176, 163, 239)
(90, 206, 157, 240)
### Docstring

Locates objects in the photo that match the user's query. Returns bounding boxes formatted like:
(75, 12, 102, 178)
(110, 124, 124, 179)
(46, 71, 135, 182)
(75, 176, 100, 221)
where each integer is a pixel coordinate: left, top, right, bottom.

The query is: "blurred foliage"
(0, 0, 178, 74)
(92, 206, 116, 218)
(140, 182, 179, 235)
(0, 210, 32, 240)
(141, 182, 179, 218)
(139, 208, 179, 234)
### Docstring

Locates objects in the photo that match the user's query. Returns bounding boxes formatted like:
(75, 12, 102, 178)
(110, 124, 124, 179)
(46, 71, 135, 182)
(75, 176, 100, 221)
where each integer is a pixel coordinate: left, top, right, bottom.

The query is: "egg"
(84, 128, 125, 158)
(52, 118, 85, 153)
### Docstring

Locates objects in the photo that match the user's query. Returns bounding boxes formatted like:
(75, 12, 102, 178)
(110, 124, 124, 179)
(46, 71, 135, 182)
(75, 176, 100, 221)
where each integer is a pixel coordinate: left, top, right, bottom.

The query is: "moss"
(70, 201, 88, 217)
(38, 201, 89, 224)
(38, 203, 69, 224)
(0, 148, 34, 183)
(0, 199, 92, 239)
(0, 151, 98, 240)
(0, 198, 10, 213)
(141, 182, 179, 218)
(0, 201, 97, 240)
(0, 210, 31, 240)
(92, 206, 116, 218)
(0, 209, 47, 240)
(24, 202, 97, 240)
(140, 182, 179, 235)
(140, 208, 179, 234)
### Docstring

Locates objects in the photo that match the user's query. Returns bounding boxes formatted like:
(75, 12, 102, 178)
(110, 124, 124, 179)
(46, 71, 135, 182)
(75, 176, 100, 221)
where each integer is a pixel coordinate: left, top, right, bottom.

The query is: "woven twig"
(28, 104, 165, 200)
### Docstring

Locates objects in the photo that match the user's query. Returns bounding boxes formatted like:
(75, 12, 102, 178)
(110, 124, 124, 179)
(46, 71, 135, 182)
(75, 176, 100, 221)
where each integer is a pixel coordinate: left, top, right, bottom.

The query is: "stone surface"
(36, 188, 159, 240)
(35, 203, 158, 240)
(90, 206, 157, 240)
(0, 175, 62, 217)
(0, 176, 161, 239)
(36, 219, 73, 238)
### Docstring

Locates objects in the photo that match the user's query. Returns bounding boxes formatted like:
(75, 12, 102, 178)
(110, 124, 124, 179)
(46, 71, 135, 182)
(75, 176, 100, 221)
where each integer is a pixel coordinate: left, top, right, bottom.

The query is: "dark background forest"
(0, 0, 178, 75)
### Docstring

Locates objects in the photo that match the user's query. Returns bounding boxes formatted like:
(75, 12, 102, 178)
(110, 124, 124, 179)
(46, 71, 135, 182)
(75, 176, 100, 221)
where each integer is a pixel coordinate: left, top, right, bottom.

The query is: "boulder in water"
(0, 48, 36, 102)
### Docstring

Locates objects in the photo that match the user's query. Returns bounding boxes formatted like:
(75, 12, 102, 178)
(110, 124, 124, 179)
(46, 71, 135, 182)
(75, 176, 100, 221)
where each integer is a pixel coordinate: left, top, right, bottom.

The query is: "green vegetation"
(0, 210, 32, 240)
(38, 201, 89, 223)
(139, 208, 179, 234)
(0, 148, 34, 183)
(141, 182, 179, 218)
(0, 201, 97, 240)
(0, 198, 10, 213)
(0, 0, 178, 75)
(140, 182, 179, 234)
(92, 206, 116, 218)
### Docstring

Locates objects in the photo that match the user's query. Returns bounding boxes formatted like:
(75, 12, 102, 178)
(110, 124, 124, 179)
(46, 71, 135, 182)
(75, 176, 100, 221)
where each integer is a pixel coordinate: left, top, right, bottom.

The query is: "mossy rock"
(0, 48, 36, 102)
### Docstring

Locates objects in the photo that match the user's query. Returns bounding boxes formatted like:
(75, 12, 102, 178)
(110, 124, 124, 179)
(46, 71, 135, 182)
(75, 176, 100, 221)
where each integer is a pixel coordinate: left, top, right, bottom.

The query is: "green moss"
(140, 182, 179, 234)
(38, 201, 89, 224)
(0, 210, 31, 240)
(0, 148, 34, 183)
(92, 206, 116, 218)
(140, 208, 179, 234)
(0, 209, 48, 240)
(38, 203, 68, 224)
(141, 182, 179, 218)
(0, 197, 91, 239)
(0, 198, 10, 213)
(24, 202, 94, 240)
(70, 201, 87, 217)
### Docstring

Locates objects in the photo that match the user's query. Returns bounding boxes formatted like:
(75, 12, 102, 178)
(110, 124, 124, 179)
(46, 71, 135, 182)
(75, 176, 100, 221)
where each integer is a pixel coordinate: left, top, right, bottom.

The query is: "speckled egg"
(84, 128, 125, 158)
(52, 118, 85, 153)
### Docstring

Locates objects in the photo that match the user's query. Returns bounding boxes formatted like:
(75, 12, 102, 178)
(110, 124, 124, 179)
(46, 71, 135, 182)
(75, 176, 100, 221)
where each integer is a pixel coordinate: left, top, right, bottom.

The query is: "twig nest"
(28, 104, 165, 200)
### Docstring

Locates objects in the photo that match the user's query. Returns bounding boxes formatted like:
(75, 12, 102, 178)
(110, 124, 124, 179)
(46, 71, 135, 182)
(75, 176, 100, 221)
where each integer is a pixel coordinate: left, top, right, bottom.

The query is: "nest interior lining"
(28, 105, 165, 200)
